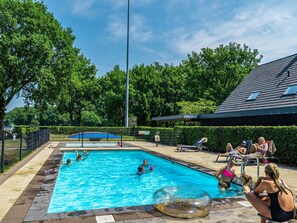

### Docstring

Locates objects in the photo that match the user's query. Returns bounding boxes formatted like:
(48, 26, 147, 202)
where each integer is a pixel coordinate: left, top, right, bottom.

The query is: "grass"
(2, 139, 23, 148)
(0, 148, 32, 173)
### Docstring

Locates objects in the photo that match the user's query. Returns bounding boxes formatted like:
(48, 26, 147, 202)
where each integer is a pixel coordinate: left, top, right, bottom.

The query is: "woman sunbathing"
(250, 136, 268, 156)
(222, 141, 247, 156)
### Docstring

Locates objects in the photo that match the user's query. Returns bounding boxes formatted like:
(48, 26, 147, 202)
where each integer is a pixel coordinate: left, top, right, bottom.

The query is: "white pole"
(125, 0, 130, 127)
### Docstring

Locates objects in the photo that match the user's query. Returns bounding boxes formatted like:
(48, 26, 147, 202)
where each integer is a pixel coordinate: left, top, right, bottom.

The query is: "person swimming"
(141, 159, 153, 172)
(76, 150, 87, 161)
(138, 165, 144, 172)
(65, 158, 71, 165)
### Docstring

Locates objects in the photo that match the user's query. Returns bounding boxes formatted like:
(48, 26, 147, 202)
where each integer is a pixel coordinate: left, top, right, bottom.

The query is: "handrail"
(228, 154, 260, 180)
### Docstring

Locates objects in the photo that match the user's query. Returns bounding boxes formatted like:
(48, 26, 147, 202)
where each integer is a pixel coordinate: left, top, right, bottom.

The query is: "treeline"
(1, 1, 262, 128)
(6, 43, 262, 127)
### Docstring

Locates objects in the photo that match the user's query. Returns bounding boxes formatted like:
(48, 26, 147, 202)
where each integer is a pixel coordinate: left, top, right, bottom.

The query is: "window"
(283, 85, 297, 95)
(247, 92, 260, 101)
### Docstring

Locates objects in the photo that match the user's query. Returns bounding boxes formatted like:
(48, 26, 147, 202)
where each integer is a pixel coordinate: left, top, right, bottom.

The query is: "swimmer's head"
(138, 166, 144, 172)
(66, 158, 71, 164)
(143, 159, 148, 166)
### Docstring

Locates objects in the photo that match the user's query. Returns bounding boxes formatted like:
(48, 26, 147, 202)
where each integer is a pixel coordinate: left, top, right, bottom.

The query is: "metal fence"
(0, 128, 50, 173)
(67, 128, 179, 146)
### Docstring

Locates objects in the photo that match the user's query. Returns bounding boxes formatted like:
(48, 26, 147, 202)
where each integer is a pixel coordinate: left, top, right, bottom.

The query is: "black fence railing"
(0, 128, 50, 173)
(67, 129, 178, 146)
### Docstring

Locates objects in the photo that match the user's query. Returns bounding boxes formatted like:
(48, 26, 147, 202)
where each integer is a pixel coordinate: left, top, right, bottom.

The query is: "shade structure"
(68, 132, 120, 139)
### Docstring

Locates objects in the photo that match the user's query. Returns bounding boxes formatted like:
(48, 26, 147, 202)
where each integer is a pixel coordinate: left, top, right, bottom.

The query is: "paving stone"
(113, 213, 139, 221)
(124, 218, 166, 223)
(135, 211, 155, 219)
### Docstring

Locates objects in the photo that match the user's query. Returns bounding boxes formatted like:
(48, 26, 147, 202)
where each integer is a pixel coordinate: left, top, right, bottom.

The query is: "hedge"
(20, 125, 297, 166)
(173, 126, 297, 166)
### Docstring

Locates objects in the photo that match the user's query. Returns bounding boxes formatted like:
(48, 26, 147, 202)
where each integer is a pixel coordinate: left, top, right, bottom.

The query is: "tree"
(98, 65, 126, 126)
(181, 42, 262, 106)
(0, 0, 75, 129)
(129, 63, 186, 126)
(81, 111, 101, 126)
(177, 99, 217, 114)
(129, 64, 160, 126)
(55, 52, 97, 126)
(5, 107, 36, 125)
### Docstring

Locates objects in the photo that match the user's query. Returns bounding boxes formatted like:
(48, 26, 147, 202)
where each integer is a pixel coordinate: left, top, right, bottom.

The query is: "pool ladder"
(228, 154, 260, 180)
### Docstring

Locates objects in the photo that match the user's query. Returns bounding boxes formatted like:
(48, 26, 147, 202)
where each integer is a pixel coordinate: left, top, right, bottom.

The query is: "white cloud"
(70, 0, 155, 18)
(107, 14, 153, 43)
(71, 0, 97, 16)
(108, 0, 155, 8)
(171, 2, 297, 63)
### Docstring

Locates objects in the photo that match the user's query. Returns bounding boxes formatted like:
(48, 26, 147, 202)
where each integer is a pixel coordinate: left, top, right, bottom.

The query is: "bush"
(174, 126, 297, 166)
(27, 125, 296, 166)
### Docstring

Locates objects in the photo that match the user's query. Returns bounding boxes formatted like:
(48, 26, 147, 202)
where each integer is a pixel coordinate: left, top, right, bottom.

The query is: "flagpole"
(125, 0, 130, 127)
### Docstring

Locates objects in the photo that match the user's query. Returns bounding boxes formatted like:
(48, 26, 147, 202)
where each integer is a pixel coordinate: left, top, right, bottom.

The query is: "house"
(153, 53, 297, 126)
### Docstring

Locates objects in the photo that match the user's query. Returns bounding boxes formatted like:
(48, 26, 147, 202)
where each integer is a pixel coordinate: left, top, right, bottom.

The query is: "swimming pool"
(48, 150, 242, 213)
(63, 142, 119, 148)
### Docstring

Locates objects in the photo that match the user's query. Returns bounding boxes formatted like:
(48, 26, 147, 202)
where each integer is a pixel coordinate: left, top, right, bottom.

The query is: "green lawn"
(2, 138, 23, 148)
(0, 147, 32, 173)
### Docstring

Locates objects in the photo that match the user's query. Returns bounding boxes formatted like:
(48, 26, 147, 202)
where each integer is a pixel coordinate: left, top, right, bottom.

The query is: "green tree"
(129, 64, 160, 126)
(39, 106, 69, 126)
(5, 107, 35, 125)
(81, 111, 101, 126)
(181, 42, 262, 106)
(55, 52, 97, 126)
(158, 63, 186, 116)
(0, 0, 75, 129)
(177, 99, 217, 114)
(98, 65, 126, 126)
(129, 63, 186, 126)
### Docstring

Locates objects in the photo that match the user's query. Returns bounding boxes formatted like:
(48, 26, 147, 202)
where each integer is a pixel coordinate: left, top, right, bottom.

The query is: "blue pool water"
(48, 151, 242, 213)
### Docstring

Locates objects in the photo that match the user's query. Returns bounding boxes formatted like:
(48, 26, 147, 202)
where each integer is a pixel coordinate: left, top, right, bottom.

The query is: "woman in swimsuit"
(216, 160, 237, 189)
(243, 163, 296, 222)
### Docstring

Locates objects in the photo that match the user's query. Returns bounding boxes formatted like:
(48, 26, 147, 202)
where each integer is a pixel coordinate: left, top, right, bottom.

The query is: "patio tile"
(113, 213, 139, 221)
(124, 218, 166, 223)
(95, 215, 115, 223)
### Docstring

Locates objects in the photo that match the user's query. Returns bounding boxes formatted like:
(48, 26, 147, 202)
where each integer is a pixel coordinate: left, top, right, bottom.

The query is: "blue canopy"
(68, 132, 120, 139)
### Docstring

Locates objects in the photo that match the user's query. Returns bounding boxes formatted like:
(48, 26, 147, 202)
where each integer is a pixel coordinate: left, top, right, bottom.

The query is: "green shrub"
(25, 125, 296, 166)
(173, 126, 297, 166)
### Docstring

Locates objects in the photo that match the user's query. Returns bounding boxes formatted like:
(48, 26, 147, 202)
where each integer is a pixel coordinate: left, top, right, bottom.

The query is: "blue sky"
(7, 0, 297, 111)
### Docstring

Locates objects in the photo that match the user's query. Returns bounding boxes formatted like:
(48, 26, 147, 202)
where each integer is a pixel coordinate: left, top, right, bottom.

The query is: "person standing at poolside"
(155, 131, 160, 147)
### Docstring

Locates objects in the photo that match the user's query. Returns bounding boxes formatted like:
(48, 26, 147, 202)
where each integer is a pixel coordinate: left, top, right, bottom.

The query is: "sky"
(6, 0, 297, 111)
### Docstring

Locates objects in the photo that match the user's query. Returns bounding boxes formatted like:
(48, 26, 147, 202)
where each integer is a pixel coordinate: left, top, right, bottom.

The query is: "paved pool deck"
(0, 141, 296, 223)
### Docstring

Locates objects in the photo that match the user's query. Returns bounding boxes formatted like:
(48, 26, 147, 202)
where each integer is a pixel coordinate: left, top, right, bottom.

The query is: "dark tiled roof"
(152, 114, 198, 122)
(216, 53, 297, 113)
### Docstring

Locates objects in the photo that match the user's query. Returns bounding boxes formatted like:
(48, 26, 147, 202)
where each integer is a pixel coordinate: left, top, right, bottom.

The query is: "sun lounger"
(176, 137, 208, 152)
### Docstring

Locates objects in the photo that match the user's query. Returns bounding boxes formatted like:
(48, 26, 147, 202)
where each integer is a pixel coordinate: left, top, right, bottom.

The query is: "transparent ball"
(153, 186, 212, 219)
